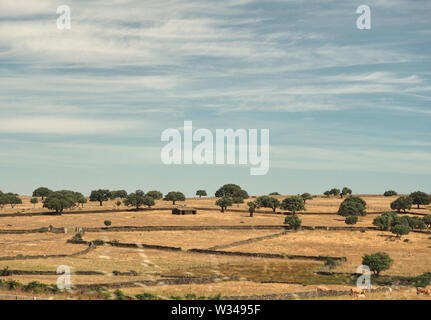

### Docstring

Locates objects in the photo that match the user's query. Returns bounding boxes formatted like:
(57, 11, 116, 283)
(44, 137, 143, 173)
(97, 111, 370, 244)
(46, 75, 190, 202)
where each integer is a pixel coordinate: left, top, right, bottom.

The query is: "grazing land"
(0, 194, 430, 300)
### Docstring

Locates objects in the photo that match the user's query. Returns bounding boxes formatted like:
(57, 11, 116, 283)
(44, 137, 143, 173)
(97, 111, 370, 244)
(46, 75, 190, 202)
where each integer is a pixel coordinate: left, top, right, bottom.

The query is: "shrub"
(136, 293, 158, 300)
(338, 196, 367, 217)
(104, 220, 112, 227)
(71, 233, 83, 241)
(114, 289, 126, 300)
(92, 240, 105, 246)
(284, 215, 302, 230)
(0, 266, 12, 276)
(362, 252, 393, 275)
(345, 215, 358, 225)
(324, 258, 337, 269)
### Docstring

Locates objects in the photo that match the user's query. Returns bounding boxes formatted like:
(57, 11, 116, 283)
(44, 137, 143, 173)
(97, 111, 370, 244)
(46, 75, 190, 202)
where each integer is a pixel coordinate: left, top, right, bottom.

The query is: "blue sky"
(0, 0, 430, 197)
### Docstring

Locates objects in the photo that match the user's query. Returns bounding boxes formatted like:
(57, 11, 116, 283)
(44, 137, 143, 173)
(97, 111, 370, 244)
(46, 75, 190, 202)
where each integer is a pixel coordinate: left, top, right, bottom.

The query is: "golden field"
(0, 194, 430, 300)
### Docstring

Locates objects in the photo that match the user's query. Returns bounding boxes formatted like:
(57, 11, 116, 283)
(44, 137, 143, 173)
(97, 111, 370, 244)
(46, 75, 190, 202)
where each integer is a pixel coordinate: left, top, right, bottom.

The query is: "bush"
(284, 215, 302, 230)
(92, 240, 105, 246)
(338, 196, 367, 217)
(71, 233, 83, 241)
(0, 266, 12, 276)
(136, 293, 158, 300)
(324, 258, 337, 269)
(104, 220, 112, 227)
(345, 215, 358, 225)
(114, 289, 127, 300)
(362, 252, 393, 275)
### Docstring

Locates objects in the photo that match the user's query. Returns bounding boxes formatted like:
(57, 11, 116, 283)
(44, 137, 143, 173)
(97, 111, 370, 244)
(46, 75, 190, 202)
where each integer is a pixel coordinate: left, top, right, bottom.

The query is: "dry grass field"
(0, 194, 430, 300)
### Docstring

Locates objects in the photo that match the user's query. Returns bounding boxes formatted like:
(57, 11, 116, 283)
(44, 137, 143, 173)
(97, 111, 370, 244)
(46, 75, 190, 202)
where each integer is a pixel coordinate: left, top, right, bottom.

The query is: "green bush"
(71, 233, 83, 241)
(114, 289, 127, 300)
(0, 266, 12, 276)
(324, 258, 337, 269)
(104, 220, 112, 227)
(136, 292, 158, 300)
(92, 239, 105, 246)
(345, 215, 358, 225)
(284, 215, 302, 230)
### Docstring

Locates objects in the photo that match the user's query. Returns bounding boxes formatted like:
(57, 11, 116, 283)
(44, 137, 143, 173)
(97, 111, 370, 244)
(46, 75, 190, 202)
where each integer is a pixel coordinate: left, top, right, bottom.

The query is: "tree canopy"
(146, 190, 163, 200)
(123, 190, 152, 209)
(215, 197, 233, 212)
(196, 190, 207, 198)
(362, 252, 393, 275)
(255, 196, 280, 213)
(43, 190, 79, 214)
(338, 196, 367, 217)
(390, 196, 412, 213)
(384, 190, 398, 197)
(89, 189, 112, 206)
(341, 187, 352, 198)
(409, 191, 431, 209)
(32, 187, 52, 200)
(163, 191, 186, 205)
(215, 184, 248, 199)
(280, 196, 306, 214)
(0, 192, 22, 208)
(110, 190, 128, 199)
(301, 193, 313, 203)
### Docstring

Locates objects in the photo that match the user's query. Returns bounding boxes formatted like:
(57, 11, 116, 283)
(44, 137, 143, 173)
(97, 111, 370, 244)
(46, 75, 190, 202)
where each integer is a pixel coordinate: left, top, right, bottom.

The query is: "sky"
(0, 0, 430, 197)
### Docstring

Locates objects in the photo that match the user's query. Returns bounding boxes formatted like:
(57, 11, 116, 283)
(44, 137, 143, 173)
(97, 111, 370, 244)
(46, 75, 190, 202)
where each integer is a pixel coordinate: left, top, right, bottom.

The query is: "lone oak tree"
(196, 190, 207, 198)
(164, 191, 186, 205)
